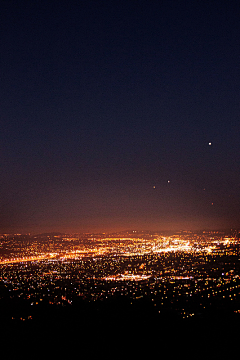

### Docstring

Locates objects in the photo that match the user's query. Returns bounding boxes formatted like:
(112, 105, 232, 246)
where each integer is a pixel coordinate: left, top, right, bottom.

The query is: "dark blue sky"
(1, 0, 240, 233)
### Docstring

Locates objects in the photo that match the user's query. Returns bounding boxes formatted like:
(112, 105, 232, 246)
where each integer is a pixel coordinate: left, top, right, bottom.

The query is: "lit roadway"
(0, 248, 108, 265)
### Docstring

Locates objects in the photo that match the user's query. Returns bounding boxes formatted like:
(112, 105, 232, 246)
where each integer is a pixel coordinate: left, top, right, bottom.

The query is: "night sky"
(1, 1, 240, 233)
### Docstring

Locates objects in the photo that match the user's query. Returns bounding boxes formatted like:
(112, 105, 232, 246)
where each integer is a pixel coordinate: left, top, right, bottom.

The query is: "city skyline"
(1, 1, 240, 233)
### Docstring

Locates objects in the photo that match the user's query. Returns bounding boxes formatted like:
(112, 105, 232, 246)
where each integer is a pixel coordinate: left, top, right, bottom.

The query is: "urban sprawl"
(1, 230, 240, 322)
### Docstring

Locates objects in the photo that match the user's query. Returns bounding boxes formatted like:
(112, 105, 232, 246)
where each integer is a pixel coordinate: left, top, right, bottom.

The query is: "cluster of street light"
(0, 230, 240, 321)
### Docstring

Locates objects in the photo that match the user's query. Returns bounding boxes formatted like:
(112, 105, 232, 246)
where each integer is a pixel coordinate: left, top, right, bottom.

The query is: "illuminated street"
(1, 230, 240, 324)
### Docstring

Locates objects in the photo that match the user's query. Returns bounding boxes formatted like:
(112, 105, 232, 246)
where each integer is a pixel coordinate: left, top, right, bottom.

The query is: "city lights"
(1, 230, 240, 323)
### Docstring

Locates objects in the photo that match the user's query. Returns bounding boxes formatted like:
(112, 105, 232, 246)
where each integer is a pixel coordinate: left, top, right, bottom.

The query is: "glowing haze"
(1, 1, 240, 233)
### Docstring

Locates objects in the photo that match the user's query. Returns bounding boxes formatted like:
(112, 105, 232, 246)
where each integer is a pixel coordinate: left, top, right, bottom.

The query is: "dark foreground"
(1, 296, 239, 357)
